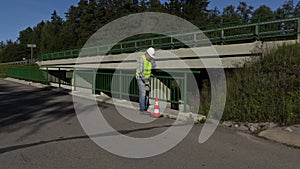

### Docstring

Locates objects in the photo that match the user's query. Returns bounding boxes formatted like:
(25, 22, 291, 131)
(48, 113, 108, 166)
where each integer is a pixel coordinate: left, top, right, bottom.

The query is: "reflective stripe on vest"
(136, 55, 152, 79)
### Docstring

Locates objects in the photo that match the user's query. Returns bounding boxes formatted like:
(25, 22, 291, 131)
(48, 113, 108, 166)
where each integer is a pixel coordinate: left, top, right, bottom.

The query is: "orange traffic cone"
(152, 97, 161, 117)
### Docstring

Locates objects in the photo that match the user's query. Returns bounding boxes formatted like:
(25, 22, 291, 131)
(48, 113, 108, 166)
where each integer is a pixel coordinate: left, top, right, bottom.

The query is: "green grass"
(0, 65, 10, 78)
(200, 43, 300, 125)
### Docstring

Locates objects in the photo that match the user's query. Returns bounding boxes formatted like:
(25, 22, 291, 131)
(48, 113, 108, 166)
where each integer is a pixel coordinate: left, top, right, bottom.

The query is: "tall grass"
(200, 43, 300, 125)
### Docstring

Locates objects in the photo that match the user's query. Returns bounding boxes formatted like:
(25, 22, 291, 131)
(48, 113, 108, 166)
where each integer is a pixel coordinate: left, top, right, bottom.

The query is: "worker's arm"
(151, 59, 156, 69)
(137, 57, 146, 80)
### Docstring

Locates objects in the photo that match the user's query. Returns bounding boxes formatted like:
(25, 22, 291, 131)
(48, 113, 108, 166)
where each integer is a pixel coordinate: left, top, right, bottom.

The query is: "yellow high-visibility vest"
(136, 55, 152, 79)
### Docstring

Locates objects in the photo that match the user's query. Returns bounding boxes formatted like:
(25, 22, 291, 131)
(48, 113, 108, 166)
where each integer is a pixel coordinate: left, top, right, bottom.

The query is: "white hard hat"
(146, 47, 155, 58)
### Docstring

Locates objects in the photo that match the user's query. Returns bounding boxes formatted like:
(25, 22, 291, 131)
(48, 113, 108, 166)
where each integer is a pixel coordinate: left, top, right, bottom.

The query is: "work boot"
(140, 110, 150, 115)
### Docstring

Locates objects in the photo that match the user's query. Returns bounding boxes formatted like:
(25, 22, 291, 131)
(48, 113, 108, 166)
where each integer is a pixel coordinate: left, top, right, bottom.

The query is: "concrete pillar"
(73, 69, 94, 95)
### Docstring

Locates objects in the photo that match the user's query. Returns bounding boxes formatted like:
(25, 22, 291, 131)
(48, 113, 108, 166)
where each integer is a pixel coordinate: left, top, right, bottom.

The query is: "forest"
(0, 0, 299, 63)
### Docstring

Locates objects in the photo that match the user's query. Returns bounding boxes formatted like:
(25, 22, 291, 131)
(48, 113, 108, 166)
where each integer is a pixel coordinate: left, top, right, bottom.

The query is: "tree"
(139, 0, 148, 12)
(40, 22, 53, 53)
(283, 0, 294, 13)
(276, 0, 294, 15)
(0, 41, 4, 52)
(146, 0, 166, 12)
(252, 5, 274, 21)
(40, 12, 63, 53)
(295, 0, 300, 13)
(31, 21, 45, 55)
(49, 11, 64, 50)
(182, 0, 210, 27)
(222, 5, 240, 23)
(166, 0, 183, 17)
(51, 10, 63, 26)
(207, 7, 221, 26)
(0, 40, 24, 62)
(78, 0, 98, 46)
(236, 1, 253, 21)
(64, 5, 81, 47)
(18, 27, 33, 45)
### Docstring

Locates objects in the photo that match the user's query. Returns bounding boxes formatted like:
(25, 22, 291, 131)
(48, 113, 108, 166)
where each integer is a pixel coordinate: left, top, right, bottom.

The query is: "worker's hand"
(144, 80, 150, 91)
(144, 79, 150, 85)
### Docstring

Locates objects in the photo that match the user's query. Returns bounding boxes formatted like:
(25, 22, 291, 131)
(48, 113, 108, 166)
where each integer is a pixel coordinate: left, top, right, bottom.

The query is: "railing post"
(221, 28, 225, 45)
(92, 69, 96, 94)
(73, 69, 77, 91)
(119, 70, 122, 99)
(135, 42, 137, 49)
(58, 68, 61, 88)
(183, 72, 187, 112)
(36, 68, 38, 82)
(46, 67, 49, 84)
(255, 18, 260, 41)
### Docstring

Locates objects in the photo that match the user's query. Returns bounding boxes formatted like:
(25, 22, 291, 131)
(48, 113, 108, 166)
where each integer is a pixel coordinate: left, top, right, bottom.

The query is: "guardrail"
(38, 12, 300, 61)
(7, 67, 199, 112)
(0, 60, 28, 66)
(0, 59, 37, 65)
(7, 67, 48, 84)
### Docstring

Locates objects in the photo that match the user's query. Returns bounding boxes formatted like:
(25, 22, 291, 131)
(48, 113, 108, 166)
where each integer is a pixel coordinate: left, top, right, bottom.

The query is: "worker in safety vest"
(136, 47, 156, 114)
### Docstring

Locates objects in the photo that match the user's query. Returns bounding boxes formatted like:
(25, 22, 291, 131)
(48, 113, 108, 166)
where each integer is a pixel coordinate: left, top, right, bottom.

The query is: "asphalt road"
(0, 79, 299, 169)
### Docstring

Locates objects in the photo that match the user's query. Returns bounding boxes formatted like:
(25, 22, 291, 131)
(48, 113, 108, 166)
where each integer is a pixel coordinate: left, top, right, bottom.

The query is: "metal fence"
(38, 12, 300, 61)
(7, 67, 48, 84)
(7, 67, 199, 112)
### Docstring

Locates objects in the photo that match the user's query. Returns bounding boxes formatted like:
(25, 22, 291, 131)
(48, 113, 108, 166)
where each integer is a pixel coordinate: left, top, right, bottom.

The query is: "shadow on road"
(0, 122, 189, 154)
(0, 80, 112, 140)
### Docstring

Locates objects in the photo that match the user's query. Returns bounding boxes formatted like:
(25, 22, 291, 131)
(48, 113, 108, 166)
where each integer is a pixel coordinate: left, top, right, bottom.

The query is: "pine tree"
(182, 0, 210, 27)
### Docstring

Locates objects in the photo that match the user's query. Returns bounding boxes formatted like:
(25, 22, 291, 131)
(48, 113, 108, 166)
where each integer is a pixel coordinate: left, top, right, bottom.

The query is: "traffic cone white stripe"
(152, 97, 160, 117)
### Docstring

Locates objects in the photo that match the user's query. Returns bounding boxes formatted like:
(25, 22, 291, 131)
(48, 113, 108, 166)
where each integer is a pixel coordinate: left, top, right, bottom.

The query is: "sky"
(0, 0, 295, 42)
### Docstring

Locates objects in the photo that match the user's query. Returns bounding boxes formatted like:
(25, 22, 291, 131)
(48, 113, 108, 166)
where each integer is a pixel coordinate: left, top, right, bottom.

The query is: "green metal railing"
(38, 12, 300, 61)
(7, 66, 199, 112)
(73, 69, 199, 112)
(7, 67, 48, 84)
